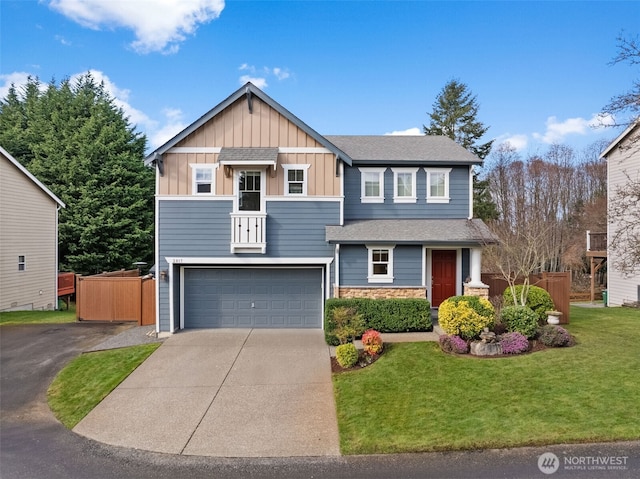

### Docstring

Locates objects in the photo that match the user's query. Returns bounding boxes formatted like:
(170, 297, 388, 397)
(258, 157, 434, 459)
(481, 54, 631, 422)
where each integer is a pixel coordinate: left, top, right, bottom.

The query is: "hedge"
(324, 298, 432, 345)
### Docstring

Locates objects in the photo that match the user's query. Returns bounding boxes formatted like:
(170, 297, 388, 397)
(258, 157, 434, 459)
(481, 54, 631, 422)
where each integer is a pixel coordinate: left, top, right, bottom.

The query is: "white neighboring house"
(600, 121, 640, 307)
(0, 146, 65, 311)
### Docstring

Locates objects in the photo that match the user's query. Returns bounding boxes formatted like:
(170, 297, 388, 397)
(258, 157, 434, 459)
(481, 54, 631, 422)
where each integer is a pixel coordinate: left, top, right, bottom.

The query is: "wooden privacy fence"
(481, 272, 571, 323)
(76, 270, 155, 326)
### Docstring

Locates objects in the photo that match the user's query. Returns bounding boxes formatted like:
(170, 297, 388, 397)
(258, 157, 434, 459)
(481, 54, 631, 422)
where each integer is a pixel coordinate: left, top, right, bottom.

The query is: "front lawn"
(47, 343, 160, 428)
(333, 306, 640, 454)
(0, 303, 76, 325)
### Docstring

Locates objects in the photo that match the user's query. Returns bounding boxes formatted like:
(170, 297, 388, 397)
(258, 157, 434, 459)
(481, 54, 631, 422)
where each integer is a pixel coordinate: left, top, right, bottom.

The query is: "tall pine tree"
(0, 74, 154, 274)
(424, 79, 498, 220)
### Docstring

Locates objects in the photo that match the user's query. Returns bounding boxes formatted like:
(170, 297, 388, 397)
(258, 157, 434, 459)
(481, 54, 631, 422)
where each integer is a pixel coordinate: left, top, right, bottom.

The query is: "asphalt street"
(1, 323, 638, 479)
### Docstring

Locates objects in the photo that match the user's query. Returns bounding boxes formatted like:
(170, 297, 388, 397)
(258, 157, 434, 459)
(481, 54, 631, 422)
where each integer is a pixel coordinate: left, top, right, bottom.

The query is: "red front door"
(431, 250, 457, 307)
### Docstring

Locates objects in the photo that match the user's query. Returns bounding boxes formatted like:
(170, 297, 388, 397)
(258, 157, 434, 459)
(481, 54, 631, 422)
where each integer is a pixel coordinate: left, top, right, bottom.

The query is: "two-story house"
(145, 83, 494, 334)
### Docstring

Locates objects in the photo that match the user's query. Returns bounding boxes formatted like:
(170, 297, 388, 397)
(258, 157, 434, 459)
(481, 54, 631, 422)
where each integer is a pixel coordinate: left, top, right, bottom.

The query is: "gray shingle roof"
(326, 218, 498, 244)
(218, 147, 278, 163)
(324, 135, 482, 165)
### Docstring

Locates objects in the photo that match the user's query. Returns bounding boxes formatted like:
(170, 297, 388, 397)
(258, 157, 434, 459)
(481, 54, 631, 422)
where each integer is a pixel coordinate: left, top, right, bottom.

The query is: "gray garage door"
(183, 268, 322, 328)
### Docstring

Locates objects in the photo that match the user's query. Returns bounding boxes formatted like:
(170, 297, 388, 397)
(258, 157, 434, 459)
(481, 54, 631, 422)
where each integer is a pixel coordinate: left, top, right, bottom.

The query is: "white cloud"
(533, 113, 613, 144)
(384, 127, 422, 136)
(48, 0, 225, 54)
(55, 34, 72, 46)
(238, 64, 291, 88)
(0, 72, 36, 99)
(150, 108, 188, 148)
(496, 134, 528, 151)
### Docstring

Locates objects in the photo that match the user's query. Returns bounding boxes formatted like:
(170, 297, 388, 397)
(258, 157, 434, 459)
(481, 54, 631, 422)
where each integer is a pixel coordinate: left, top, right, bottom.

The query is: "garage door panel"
(184, 268, 321, 328)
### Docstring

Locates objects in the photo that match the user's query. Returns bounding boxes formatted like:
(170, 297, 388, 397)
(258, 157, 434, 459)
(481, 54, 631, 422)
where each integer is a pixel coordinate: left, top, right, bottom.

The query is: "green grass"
(0, 303, 76, 325)
(333, 306, 640, 454)
(47, 343, 161, 428)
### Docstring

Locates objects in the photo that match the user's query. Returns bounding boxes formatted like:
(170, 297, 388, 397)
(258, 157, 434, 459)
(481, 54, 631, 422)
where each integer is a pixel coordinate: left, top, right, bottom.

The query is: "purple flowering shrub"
(500, 332, 529, 354)
(439, 334, 469, 354)
(539, 325, 574, 347)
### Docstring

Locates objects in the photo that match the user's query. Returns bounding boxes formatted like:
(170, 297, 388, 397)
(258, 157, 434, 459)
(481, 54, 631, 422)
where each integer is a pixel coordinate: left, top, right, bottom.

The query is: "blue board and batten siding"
(157, 199, 339, 331)
(343, 165, 470, 220)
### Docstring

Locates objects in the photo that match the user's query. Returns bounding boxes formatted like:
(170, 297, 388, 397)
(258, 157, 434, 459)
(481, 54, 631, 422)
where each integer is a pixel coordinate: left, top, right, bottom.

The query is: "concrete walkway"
(74, 329, 340, 457)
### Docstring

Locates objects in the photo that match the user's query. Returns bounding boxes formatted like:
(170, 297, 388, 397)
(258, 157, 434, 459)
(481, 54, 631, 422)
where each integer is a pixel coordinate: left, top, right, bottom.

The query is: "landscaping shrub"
(539, 325, 574, 347)
(438, 296, 495, 340)
(500, 305, 539, 339)
(362, 329, 383, 356)
(500, 332, 530, 354)
(324, 298, 431, 345)
(335, 343, 359, 368)
(331, 306, 365, 345)
(503, 285, 554, 323)
(439, 334, 469, 354)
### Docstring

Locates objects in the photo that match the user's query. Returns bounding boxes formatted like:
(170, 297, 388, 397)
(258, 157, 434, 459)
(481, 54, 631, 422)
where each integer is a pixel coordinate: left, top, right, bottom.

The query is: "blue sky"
(1, 1, 638, 158)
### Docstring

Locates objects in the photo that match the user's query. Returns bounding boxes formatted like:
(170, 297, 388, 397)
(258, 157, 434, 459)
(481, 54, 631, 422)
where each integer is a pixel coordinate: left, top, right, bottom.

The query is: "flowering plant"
(539, 325, 574, 347)
(361, 329, 383, 356)
(439, 334, 469, 354)
(500, 332, 529, 354)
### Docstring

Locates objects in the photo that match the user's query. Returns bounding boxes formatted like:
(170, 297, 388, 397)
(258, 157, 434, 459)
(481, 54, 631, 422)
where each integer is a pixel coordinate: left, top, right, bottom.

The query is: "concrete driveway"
(73, 329, 340, 457)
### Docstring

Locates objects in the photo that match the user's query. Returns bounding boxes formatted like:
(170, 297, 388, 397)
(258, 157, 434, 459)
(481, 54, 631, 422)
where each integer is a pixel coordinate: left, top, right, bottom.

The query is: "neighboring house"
(600, 121, 640, 306)
(0, 146, 65, 311)
(145, 83, 494, 333)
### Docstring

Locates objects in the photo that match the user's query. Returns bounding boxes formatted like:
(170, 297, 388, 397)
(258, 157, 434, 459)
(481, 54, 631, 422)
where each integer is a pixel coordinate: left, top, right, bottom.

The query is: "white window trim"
(190, 164, 218, 196)
(18, 254, 26, 272)
(425, 167, 452, 203)
(392, 167, 418, 203)
(366, 245, 394, 283)
(281, 164, 310, 196)
(233, 168, 267, 213)
(359, 167, 386, 203)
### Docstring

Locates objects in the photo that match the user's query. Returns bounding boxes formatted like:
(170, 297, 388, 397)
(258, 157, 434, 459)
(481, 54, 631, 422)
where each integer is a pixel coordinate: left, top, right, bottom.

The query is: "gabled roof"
(324, 135, 483, 165)
(0, 146, 65, 208)
(599, 120, 639, 159)
(144, 82, 353, 166)
(326, 218, 497, 244)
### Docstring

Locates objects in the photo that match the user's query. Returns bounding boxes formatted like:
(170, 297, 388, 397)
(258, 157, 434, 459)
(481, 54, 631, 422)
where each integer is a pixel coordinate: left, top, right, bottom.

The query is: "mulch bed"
(331, 351, 380, 373)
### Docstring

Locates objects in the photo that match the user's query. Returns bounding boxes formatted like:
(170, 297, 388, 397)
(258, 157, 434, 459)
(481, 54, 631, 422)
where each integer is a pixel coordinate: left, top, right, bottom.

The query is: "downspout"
(55, 205, 60, 310)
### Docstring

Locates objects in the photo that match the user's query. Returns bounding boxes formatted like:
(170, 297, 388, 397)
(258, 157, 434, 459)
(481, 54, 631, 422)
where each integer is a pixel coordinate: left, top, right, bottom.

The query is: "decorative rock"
(471, 341, 503, 356)
(479, 327, 497, 343)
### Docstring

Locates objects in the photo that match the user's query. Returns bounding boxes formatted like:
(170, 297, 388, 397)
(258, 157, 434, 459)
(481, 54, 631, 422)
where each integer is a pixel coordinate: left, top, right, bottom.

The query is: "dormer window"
(359, 167, 386, 203)
(425, 168, 451, 203)
(191, 164, 217, 195)
(282, 164, 310, 196)
(392, 167, 418, 203)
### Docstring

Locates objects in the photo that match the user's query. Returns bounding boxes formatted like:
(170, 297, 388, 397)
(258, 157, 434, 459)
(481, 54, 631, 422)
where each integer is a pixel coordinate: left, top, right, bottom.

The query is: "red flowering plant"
(361, 329, 383, 357)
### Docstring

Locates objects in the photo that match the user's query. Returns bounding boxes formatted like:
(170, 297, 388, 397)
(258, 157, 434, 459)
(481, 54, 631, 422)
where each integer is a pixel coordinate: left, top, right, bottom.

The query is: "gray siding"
(157, 199, 339, 331)
(343, 165, 470, 220)
(339, 244, 422, 286)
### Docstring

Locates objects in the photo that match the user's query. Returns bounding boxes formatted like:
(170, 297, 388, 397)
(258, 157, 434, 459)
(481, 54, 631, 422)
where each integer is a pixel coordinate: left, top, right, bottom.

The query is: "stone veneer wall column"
(463, 283, 489, 299)
(337, 287, 427, 300)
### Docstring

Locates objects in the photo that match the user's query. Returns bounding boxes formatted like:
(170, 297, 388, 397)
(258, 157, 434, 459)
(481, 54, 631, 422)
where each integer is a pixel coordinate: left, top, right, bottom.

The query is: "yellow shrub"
(438, 296, 495, 340)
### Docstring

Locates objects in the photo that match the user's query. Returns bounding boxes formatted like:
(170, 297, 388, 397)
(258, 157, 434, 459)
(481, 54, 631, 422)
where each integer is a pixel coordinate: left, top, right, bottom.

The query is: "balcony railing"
(587, 231, 607, 252)
(230, 212, 267, 253)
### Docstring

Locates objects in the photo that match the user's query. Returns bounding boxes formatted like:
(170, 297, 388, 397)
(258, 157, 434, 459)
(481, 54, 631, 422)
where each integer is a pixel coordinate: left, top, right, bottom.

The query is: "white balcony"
(230, 212, 267, 254)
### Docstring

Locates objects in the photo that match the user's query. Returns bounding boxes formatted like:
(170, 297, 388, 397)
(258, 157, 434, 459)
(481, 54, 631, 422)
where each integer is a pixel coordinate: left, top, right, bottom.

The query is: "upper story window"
(425, 168, 452, 203)
(359, 167, 386, 203)
(18, 255, 26, 271)
(238, 170, 262, 211)
(282, 164, 310, 196)
(392, 167, 418, 203)
(367, 245, 394, 283)
(190, 164, 217, 195)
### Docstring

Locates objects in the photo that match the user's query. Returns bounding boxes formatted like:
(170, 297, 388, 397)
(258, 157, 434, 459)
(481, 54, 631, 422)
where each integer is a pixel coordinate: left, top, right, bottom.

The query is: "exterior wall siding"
(606, 130, 640, 306)
(0, 155, 58, 311)
(343, 165, 470, 220)
(338, 244, 423, 287)
(157, 199, 339, 331)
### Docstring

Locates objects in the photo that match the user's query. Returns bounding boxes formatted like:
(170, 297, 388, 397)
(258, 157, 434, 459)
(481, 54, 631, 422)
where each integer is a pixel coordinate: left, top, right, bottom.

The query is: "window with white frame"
(367, 245, 394, 283)
(425, 167, 452, 203)
(190, 164, 217, 195)
(282, 164, 310, 196)
(359, 167, 386, 203)
(392, 167, 418, 203)
(18, 255, 26, 271)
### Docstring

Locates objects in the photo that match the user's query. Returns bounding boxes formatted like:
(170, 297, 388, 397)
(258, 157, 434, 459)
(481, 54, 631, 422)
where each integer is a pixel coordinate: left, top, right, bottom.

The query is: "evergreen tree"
(0, 74, 154, 274)
(424, 79, 497, 220)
